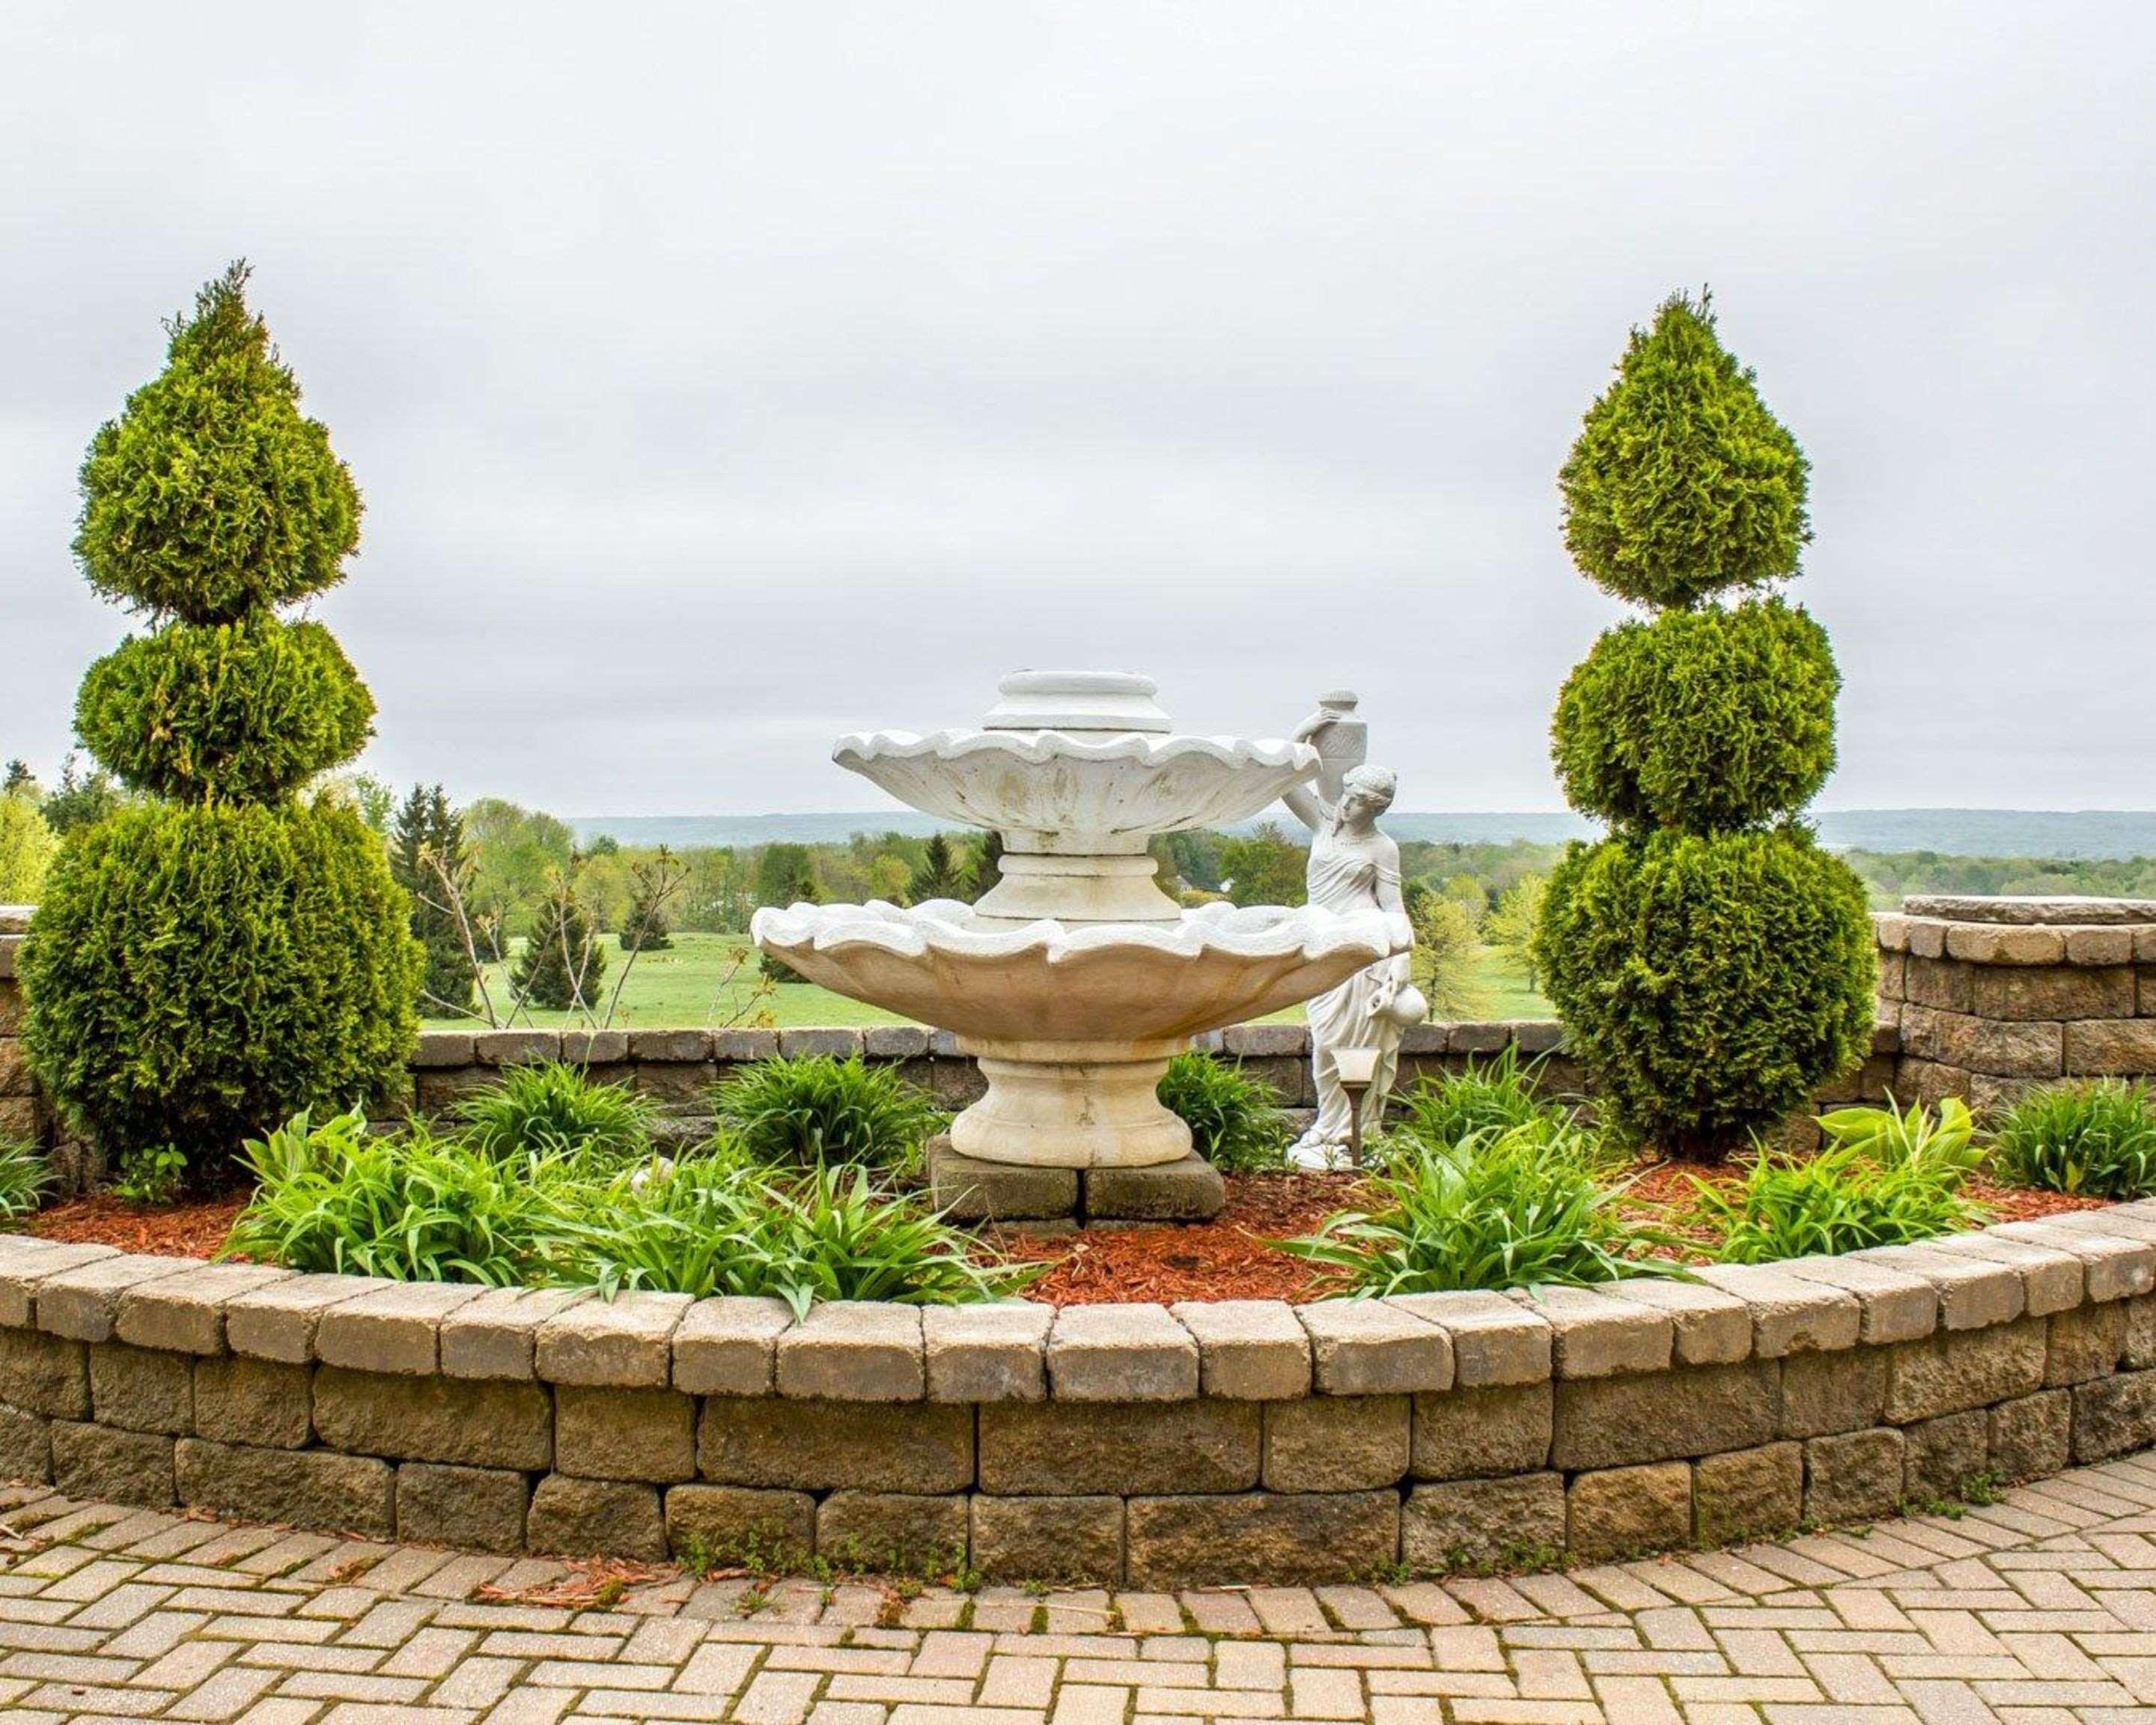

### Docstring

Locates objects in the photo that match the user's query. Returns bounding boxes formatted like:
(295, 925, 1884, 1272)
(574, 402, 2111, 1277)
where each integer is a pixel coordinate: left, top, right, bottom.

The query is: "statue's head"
(1339, 764, 1397, 821)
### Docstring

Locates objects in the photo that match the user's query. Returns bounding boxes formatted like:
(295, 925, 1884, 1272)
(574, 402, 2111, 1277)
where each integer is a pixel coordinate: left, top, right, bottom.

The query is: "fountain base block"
(928, 1138, 1226, 1225)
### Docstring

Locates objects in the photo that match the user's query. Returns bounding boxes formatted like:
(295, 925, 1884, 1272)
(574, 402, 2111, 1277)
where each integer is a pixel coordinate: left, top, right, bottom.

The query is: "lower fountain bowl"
(749, 899, 1407, 1169)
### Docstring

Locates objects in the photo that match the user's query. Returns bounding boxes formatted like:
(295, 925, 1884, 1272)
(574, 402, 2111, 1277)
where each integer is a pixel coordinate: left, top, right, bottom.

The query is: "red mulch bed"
(29, 1194, 245, 1258)
(1001, 1157, 2120, 1306)
(18, 1160, 2123, 1308)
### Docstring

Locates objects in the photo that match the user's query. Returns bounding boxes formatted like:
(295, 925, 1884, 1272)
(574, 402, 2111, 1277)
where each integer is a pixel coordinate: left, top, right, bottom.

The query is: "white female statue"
(1279, 702, 1425, 1168)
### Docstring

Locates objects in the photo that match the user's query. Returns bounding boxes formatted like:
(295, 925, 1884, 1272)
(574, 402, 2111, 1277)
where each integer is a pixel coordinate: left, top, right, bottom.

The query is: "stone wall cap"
(777, 1300, 925, 1401)
(35, 1253, 199, 1343)
(113, 1262, 293, 1355)
(1776, 1254, 1937, 1345)
(1385, 1289, 1552, 1387)
(473, 1029, 562, 1065)
(1989, 1220, 2156, 1303)
(1297, 1298, 1453, 1396)
(1687, 1263, 1861, 1357)
(537, 1291, 694, 1388)
(224, 1273, 398, 1363)
(1902, 894, 2156, 926)
(439, 1286, 594, 1381)
(1854, 1241, 2025, 1332)
(923, 1302, 1052, 1403)
(1602, 1279, 1753, 1366)
(1169, 1298, 1312, 1400)
(317, 1281, 484, 1374)
(673, 1294, 797, 1396)
(1509, 1285, 1671, 1378)
(1047, 1303, 1199, 1402)
(0, 1240, 123, 1327)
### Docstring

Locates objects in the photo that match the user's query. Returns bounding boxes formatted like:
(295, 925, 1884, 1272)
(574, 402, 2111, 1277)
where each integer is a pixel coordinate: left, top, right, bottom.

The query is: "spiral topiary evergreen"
(1532, 293, 1874, 1161)
(22, 264, 419, 1179)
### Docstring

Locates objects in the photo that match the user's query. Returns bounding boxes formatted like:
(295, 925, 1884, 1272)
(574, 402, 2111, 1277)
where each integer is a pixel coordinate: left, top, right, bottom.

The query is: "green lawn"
(428, 931, 1550, 1031)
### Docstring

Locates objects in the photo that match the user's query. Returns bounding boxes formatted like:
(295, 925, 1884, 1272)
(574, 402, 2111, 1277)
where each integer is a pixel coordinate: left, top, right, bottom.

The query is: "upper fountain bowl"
(835, 671, 1317, 855)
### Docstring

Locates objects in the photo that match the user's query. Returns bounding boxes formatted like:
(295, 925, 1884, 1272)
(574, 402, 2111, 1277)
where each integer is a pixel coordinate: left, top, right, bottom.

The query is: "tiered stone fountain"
(751, 671, 1409, 1221)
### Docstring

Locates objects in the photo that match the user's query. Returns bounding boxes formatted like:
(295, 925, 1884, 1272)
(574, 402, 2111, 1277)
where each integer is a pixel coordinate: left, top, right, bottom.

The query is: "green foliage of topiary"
(1558, 292, 1810, 609)
(26, 266, 413, 1181)
(1550, 597, 1839, 833)
(19, 802, 420, 1170)
(1539, 293, 1872, 1160)
(1533, 828, 1875, 1157)
(74, 264, 361, 622)
(75, 616, 374, 805)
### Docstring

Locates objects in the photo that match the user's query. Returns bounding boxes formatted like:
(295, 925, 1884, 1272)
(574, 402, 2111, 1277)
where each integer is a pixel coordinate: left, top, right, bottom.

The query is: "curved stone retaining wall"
(9, 1210, 2156, 1585)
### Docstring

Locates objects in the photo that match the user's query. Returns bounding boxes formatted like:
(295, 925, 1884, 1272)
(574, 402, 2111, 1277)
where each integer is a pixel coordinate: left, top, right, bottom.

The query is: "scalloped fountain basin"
(752, 897, 1398, 1167)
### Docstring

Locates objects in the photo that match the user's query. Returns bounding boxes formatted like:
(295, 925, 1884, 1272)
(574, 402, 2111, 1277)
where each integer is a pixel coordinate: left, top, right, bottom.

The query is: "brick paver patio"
(12, 1460, 2156, 1724)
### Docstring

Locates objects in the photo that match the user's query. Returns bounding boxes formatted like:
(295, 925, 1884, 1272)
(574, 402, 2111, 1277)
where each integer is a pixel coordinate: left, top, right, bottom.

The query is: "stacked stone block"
(1879, 895, 2156, 1109)
(10, 1206, 2156, 1584)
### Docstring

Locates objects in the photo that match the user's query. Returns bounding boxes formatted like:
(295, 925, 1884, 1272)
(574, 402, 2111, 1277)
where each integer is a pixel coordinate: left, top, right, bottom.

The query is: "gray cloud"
(3, 0, 2150, 816)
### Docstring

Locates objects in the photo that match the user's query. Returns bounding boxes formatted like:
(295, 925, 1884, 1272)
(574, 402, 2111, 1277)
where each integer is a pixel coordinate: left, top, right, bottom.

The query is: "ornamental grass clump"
(1697, 1098, 1985, 1263)
(1533, 293, 1875, 1163)
(713, 1055, 945, 1171)
(1386, 1048, 1574, 1160)
(1157, 1053, 1291, 1173)
(1990, 1081, 2156, 1197)
(460, 1061, 658, 1165)
(22, 265, 419, 1183)
(1280, 1121, 1669, 1294)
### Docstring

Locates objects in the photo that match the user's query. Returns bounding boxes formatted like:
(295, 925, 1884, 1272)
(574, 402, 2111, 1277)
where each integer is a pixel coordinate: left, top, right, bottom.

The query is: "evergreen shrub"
(22, 265, 417, 1181)
(22, 803, 417, 1163)
(1535, 294, 1874, 1160)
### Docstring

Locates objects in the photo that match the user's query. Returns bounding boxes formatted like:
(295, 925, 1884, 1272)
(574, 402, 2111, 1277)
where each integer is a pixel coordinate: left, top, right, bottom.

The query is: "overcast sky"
(3, 1, 2150, 818)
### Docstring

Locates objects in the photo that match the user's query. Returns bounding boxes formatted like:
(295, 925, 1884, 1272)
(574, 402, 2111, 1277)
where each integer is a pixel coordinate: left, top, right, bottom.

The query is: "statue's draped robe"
(1303, 826, 1403, 1149)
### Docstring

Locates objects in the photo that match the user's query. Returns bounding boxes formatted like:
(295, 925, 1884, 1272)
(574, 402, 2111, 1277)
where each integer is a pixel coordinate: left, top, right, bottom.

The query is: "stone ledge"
(0, 1202, 2150, 1399)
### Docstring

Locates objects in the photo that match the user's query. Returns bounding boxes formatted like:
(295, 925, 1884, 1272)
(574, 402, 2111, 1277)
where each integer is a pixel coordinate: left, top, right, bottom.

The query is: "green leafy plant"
(223, 1110, 574, 1285)
(1157, 1053, 1291, 1173)
(459, 1061, 657, 1164)
(555, 1157, 1026, 1314)
(1535, 293, 1873, 1164)
(22, 264, 418, 1181)
(1990, 1081, 2156, 1197)
(113, 1143, 189, 1208)
(1386, 1048, 1570, 1156)
(1696, 1099, 1985, 1264)
(1280, 1122, 1669, 1294)
(0, 1137, 53, 1223)
(713, 1056, 944, 1171)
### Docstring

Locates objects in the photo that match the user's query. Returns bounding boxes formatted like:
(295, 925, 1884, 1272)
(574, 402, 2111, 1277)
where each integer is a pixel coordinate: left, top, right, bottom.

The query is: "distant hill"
(573, 809, 2156, 860)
